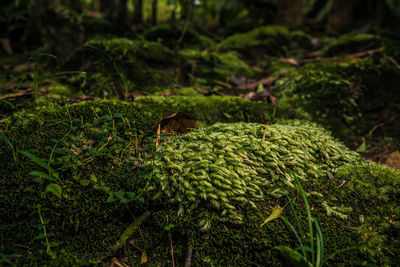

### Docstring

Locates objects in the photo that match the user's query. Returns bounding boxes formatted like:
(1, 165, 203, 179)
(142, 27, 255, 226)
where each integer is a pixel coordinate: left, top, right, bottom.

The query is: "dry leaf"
(385, 151, 400, 170)
(157, 112, 196, 135)
(260, 204, 284, 228)
(0, 38, 13, 55)
(141, 250, 148, 264)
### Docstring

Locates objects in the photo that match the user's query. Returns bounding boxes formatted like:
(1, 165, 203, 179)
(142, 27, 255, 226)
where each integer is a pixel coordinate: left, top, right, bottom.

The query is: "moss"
(218, 26, 312, 59)
(143, 23, 215, 50)
(180, 49, 255, 83)
(61, 38, 177, 97)
(1, 112, 399, 265)
(147, 122, 361, 224)
(275, 59, 400, 146)
(323, 33, 382, 57)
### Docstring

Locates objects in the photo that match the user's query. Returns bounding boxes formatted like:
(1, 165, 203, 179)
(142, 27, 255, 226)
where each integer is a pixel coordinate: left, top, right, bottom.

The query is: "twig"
(262, 124, 268, 143)
(111, 257, 129, 267)
(184, 244, 193, 267)
(299, 47, 384, 64)
(368, 116, 398, 136)
(166, 215, 175, 267)
(387, 56, 400, 72)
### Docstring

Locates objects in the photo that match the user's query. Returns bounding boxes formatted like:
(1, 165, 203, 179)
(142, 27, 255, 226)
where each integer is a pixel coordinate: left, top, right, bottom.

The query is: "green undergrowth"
(1, 117, 399, 265)
(61, 38, 177, 97)
(217, 26, 312, 60)
(180, 49, 255, 84)
(275, 58, 400, 146)
(143, 23, 215, 50)
(323, 33, 382, 57)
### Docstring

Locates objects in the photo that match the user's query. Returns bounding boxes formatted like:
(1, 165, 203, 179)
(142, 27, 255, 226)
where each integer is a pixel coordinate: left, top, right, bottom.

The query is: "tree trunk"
(133, 0, 143, 24)
(152, 0, 158, 25)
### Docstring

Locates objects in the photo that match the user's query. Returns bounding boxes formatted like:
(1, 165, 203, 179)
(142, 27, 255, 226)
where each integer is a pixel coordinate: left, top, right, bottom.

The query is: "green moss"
(323, 33, 382, 57)
(275, 59, 400, 145)
(1, 112, 399, 265)
(147, 122, 361, 224)
(218, 26, 312, 59)
(61, 38, 177, 97)
(143, 23, 215, 50)
(180, 49, 255, 83)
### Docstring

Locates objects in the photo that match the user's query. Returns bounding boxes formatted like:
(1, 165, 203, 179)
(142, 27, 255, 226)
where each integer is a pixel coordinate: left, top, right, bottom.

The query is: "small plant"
(274, 172, 361, 266)
(31, 205, 58, 259)
(0, 132, 18, 164)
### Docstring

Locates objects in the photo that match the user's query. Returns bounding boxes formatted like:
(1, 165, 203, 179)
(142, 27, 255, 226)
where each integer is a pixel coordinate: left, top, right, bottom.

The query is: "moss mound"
(323, 33, 382, 57)
(180, 49, 255, 83)
(62, 38, 177, 97)
(218, 26, 312, 59)
(275, 59, 400, 145)
(147, 122, 361, 225)
(143, 23, 215, 50)
(1, 116, 399, 265)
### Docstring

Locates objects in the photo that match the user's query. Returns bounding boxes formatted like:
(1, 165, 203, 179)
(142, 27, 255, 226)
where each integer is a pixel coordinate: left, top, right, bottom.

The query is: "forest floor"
(1, 24, 400, 266)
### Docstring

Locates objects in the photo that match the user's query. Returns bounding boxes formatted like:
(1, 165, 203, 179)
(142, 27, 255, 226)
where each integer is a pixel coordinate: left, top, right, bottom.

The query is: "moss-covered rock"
(323, 33, 382, 57)
(218, 26, 312, 59)
(143, 23, 215, 50)
(1, 116, 399, 266)
(180, 49, 255, 84)
(275, 59, 400, 146)
(61, 38, 177, 97)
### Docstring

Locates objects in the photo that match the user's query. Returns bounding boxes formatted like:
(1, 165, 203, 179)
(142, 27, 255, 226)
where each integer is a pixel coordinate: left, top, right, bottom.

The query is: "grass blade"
(20, 151, 56, 175)
(29, 171, 58, 182)
(287, 194, 307, 259)
(0, 132, 17, 163)
(281, 216, 305, 249)
(293, 172, 315, 266)
(314, 217, 324, 267)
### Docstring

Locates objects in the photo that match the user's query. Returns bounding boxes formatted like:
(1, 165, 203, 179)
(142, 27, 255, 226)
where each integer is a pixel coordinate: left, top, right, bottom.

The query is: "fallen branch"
(299, 47, 384, 64)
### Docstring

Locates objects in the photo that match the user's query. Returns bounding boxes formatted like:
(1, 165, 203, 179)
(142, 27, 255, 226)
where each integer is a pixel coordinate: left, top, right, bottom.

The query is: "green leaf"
(115, 191, 125, 199)
(79, 179, 91, 186)
(113, 113, 123, 118)
(20, 151, 56, 174)
(29, 171, 58, 182)
(275, 245, 313, 267)
(356, 137, 366, 153)
(45, 183, 62, 198)
(106, 195, 117, 203)
(260, 204, 284, 228)
(34, 233, 46, 240)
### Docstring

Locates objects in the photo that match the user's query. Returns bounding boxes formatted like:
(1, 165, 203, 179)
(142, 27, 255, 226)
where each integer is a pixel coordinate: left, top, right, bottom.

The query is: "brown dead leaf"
(278, 58, 299, 66)
(0, 90, 32, 100)
(86, 11, 104, 18)
(157, 112, 196, 134)
(195, 87, 221, 96)
(214, 80, 232, 88)
(0, 38, 13, 55)
(125, 91, 146, 100)
(385, 151, 400, 170)
(13, 63, 34, 74)
(229, 77, 257, 88)
(238, 76, 278, 90)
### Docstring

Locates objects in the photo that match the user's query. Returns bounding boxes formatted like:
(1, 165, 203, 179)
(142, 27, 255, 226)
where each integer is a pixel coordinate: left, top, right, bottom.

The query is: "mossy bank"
(1, 97, 399, 265)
